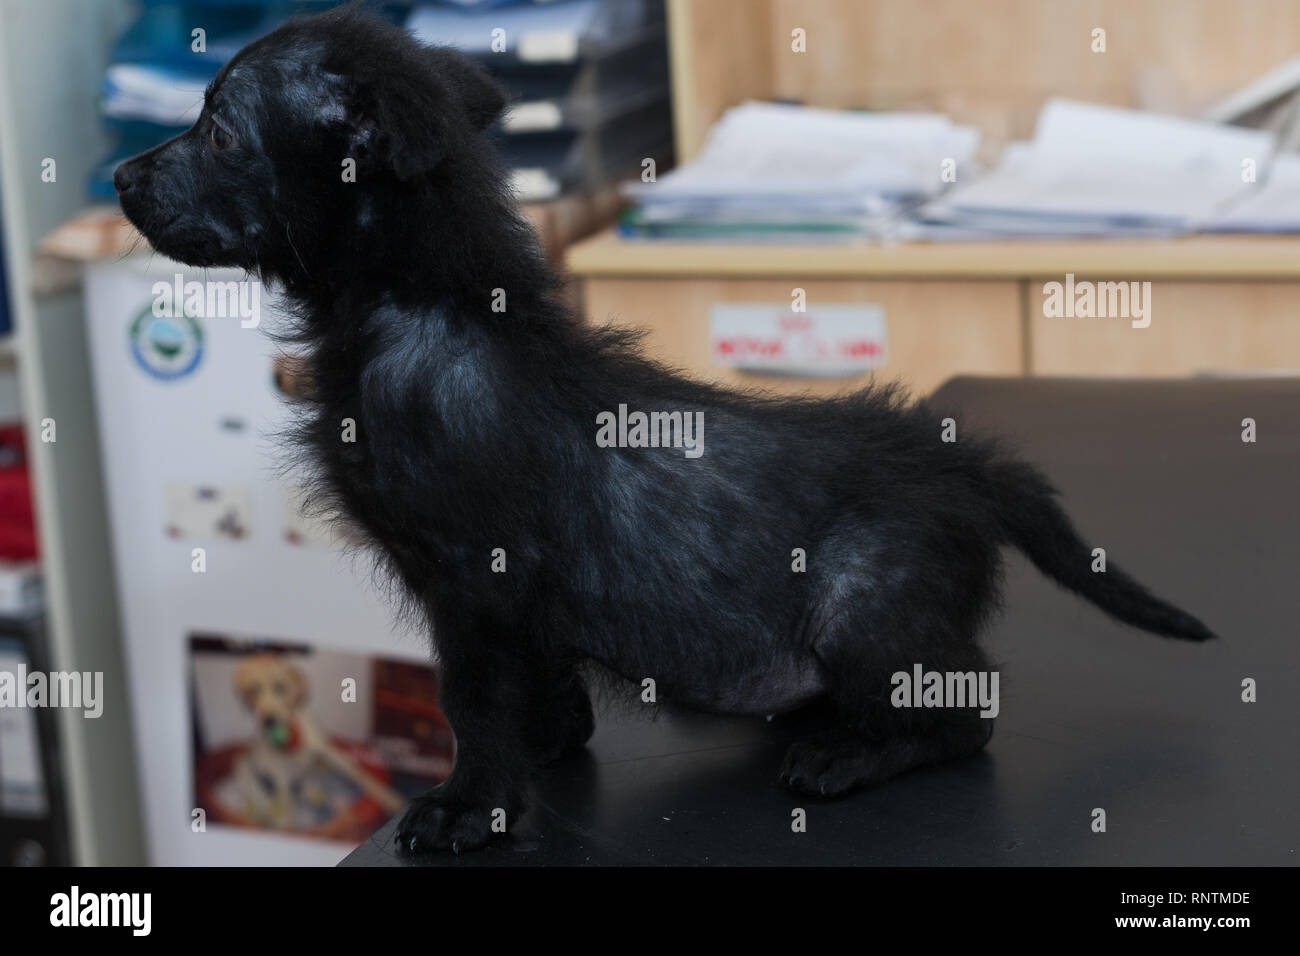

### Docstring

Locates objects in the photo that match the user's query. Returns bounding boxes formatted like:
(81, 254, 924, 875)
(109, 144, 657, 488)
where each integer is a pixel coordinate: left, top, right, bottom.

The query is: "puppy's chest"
(302, 328, 558, 566)
(308, 404, 433, 519)
(304, 382, 516, 556)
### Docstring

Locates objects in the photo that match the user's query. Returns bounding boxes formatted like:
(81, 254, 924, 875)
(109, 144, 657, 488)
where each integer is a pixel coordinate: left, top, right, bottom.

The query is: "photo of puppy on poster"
(189, 636, 453, 843)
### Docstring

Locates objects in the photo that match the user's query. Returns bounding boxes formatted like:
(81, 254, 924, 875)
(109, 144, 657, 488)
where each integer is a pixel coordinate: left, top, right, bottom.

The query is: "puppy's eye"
(210, 122, 234, 150)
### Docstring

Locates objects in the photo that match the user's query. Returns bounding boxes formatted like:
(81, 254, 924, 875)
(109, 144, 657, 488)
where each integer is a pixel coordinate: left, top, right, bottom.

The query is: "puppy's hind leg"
(530, 663, 595, 765)
(780, 575, 997, 798)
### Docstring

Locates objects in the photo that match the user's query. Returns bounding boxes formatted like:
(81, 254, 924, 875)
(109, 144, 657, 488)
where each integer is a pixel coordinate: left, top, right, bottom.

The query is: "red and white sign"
(710, 303, 887, 378)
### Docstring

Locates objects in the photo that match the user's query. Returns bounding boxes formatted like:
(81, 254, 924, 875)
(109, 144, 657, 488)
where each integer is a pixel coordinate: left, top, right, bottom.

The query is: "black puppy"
(116, 7, 1213, 855)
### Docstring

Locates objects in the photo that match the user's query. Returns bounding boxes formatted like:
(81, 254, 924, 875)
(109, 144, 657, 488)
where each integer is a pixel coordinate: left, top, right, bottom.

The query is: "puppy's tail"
(987, 456, 1215, 641)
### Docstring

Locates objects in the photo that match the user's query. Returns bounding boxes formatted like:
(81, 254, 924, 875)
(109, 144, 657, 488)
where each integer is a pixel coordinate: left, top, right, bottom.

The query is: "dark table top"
(343, 376, 1300, 866)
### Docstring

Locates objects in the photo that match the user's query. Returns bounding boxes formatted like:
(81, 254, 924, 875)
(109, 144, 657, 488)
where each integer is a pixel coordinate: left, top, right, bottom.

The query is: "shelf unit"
(0, 0, 144, 864)
(566, 0, 1300, 397)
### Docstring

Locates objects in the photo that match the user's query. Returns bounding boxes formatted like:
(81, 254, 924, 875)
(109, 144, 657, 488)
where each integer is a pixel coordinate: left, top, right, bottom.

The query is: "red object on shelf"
(0, 423, 39, 560)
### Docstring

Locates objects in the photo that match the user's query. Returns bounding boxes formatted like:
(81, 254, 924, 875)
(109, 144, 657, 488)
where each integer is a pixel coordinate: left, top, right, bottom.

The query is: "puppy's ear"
(320, 72, 448, 181)
(320, 50, 504, 180)
(361, 91, 445, 181)
(425, 48, 508, 132)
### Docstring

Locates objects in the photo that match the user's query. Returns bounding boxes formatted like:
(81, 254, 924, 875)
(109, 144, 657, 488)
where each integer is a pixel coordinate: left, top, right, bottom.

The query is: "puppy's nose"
(113, 162, 134, 194)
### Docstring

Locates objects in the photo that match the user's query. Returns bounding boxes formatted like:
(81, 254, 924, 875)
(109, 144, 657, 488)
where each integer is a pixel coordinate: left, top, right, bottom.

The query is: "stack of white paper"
(1203, 155, 1300, 231)
(621, 101, 980, 240)
(910, 99, 1276, 239)
(101, 64, 206, 126)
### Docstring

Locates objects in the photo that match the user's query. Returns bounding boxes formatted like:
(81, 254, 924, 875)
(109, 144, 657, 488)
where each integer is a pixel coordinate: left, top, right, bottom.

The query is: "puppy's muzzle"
(113, 161, 137, 195)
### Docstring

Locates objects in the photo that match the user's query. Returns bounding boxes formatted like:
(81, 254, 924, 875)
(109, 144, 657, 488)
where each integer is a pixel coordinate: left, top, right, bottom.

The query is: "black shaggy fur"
(115, 6, 1214, 855)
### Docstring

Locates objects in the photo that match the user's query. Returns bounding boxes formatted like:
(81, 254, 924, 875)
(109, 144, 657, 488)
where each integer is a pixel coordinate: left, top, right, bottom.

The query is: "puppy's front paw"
(394, 787, 509, 856)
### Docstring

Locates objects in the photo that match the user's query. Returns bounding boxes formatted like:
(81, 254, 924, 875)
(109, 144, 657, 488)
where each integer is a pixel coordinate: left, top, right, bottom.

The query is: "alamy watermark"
(50, 886, 150, 936)
(1043, 273, 1151, 328)
(153, 273, 261, 328)
(0, 666, 103, 718)
(891, 664, 999, 718)
(595, 404, 705, 458)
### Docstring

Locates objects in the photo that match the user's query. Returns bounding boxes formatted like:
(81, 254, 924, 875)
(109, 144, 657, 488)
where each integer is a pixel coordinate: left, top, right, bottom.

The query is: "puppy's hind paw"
(778, 733, 882, 798)
(393, 788, 506, 857)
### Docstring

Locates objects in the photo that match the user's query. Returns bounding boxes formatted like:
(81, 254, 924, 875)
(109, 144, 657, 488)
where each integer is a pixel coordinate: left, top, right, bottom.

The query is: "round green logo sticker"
(129, 303, 203, 381)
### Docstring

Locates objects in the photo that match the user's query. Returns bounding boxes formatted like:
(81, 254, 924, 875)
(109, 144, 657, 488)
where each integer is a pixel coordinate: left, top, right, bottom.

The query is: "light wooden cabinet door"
(1030, 280, 1300, 377)
(582, 278, 1023, 396)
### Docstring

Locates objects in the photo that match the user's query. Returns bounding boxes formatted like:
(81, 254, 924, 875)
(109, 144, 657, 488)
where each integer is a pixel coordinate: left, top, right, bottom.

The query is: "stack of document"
(911, 99, 1276, 239)
(620, 101, 979, 240)
(100, 64, 206, 127)
(408, 0, 655, 64)
(1204, 155, 1300, 232)
(1199, 61, 1300, 233)
(408, 0, 672, 201)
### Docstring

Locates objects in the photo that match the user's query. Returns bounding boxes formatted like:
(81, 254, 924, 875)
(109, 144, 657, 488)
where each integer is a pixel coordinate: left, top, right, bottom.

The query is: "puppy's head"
(114, 6, 507, 276)
(234, 652, 309, 728)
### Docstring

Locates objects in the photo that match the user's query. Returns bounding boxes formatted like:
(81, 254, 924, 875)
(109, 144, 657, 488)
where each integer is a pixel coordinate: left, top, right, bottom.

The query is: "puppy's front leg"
(395, 624, 533, 856)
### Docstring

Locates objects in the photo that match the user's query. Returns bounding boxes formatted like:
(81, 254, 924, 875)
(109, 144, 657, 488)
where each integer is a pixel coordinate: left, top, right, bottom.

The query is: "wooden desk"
(567, 231, 1300, 394)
